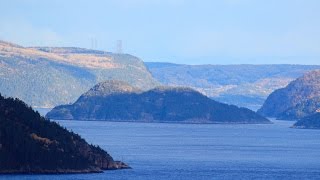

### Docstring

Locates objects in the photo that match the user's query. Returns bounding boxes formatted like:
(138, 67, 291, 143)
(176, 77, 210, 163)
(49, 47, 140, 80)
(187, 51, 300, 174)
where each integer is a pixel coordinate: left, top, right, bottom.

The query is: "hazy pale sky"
(0, 0, 319, 64)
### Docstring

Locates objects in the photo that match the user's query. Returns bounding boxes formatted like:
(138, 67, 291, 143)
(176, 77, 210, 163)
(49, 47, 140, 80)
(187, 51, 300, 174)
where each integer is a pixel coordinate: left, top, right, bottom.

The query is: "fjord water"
(2, 120, 320, 180)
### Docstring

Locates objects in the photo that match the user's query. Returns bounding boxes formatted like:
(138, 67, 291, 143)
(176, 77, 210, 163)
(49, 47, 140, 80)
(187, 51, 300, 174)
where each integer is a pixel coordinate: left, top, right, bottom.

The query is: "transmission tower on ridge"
(116, 40, 123, 54)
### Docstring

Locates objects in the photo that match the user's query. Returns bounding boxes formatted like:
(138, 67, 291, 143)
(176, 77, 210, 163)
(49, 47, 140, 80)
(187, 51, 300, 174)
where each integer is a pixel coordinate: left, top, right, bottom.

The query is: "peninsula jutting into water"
(0, 94, 129, 174)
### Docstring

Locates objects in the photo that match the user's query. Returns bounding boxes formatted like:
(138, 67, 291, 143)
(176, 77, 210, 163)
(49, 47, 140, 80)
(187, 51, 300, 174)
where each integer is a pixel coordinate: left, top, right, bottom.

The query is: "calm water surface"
(1, 119, 320, 180)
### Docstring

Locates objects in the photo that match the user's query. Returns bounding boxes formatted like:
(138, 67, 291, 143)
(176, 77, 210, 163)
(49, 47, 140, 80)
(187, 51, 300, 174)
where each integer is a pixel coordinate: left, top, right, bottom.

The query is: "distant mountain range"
(0, 40, 158, 107)
(46, 80, 270, 124)
(2, 39, 320, 112)
(146, 62, 320, 110)
(0, 94, 129, 174)
(258, 70, 320, 120)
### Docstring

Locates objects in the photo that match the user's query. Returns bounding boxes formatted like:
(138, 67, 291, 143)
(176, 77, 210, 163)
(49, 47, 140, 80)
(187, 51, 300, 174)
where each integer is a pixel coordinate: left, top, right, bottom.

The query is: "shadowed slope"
(0, 94, 129, 174)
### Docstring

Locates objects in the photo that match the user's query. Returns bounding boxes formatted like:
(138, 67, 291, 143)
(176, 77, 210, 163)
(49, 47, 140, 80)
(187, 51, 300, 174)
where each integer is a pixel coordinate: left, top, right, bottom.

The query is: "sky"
(0, 0, 319, 64)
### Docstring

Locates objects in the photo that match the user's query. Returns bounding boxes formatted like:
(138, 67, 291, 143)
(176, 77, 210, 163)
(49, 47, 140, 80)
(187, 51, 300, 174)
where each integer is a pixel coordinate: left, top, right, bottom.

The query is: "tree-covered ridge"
(0, 94, 129, 174)
(46, 80, 270, 124)
(258, 70, 320, 119)
(81, 80, 142, 98)
(0, 40, 158, 108)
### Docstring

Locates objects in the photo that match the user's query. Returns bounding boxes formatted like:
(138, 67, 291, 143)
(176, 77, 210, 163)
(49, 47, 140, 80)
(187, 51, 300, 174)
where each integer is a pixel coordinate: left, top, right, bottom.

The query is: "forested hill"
(0, 94, 129, 173)
(0, 40, 158, 107)
(46, 80, 270, 124)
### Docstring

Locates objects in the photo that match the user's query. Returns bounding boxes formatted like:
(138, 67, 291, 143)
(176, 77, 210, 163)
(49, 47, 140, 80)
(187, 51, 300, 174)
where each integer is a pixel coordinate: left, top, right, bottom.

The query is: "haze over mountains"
(146, 62, 320, 110)
(46, 80, 270, 124)
(1, 39, 320, 113)
(0, 40, 158, 107)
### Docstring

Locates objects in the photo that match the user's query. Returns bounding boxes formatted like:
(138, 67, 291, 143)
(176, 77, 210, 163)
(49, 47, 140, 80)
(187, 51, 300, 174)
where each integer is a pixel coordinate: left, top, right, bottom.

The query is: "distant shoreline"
(0, 169, 103, 175)
(51, 118, 273, 125)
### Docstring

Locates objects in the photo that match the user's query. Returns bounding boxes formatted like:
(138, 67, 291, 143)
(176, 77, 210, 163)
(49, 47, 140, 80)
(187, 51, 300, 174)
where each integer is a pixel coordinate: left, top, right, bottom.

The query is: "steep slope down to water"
(46, 80, 270, 124)
(0, 94, 129, 174)
(258, 70, 320, 119)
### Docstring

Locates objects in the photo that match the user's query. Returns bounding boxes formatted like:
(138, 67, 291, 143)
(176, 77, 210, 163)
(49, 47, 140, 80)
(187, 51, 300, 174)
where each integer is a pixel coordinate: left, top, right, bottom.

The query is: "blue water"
(1, 120, 320, 180)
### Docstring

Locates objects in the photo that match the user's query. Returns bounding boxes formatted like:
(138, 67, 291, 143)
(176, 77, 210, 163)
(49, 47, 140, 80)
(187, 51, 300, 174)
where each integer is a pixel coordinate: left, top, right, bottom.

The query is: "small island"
(292, 113, 320, 129)
(0, 94, 129, 174)
(46, 80, 270, 124)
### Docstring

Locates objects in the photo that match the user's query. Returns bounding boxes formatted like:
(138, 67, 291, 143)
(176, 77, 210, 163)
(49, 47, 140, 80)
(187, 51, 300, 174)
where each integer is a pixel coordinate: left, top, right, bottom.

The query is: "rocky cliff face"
(0, 40, 158, 107)
(0, 94, 129, 174)
(46, 80, 270, 124)
(278, 97, 320, 120)
(258, 70, 320, 119)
